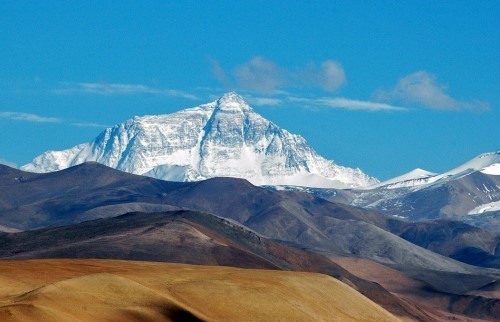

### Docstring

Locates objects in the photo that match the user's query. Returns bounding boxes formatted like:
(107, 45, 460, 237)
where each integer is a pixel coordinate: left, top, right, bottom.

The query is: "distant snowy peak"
(374, 151, 500, 190)
(369, 168, 437, 189)
(21, 92, 377, 188)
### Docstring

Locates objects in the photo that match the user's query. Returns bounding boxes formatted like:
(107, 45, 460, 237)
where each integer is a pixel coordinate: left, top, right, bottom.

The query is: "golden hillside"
(0, 259, 399, 322)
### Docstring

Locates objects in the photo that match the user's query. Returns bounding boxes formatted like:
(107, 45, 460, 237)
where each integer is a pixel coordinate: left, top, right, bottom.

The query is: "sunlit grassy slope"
(0, 259, 399, 322)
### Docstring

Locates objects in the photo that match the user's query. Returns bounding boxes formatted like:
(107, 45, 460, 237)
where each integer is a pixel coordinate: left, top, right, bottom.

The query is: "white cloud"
(53, 82, 198, 100)
(0, 158, 17, 168)
(375, 71, 489, 111)
(233, 57, 285, 92)
(0, 112, 62, 123)
(319, 60, 346, 91)
(289, 97, 407, 112)
(219, 57, 346, 93)
(300, 60, 346, 92)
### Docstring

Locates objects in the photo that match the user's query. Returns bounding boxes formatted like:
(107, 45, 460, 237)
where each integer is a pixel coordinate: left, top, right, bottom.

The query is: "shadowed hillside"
(1, 163, 500, 320)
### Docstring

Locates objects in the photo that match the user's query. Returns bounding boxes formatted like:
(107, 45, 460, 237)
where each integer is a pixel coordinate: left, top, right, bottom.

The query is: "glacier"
(21, 92, 378, 188)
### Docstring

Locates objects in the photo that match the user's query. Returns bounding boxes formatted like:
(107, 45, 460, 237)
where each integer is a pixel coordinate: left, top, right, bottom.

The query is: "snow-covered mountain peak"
(215, 92, 252, 112)
(21, 92, 378, 188)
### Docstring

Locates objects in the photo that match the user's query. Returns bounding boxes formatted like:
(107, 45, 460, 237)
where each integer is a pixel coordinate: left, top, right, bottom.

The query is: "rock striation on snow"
(21, 92, 377, 188)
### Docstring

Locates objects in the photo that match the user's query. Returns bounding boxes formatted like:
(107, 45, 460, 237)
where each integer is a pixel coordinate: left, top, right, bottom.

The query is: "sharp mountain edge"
(21, 92, 376, 188)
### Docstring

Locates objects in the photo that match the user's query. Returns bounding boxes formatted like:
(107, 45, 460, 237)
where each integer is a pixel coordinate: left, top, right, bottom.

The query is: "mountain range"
(1, 162, 500, 320)
(3, 92, 500, 321)
(305, 151, 500, 231)
(3, 162, 498, 270)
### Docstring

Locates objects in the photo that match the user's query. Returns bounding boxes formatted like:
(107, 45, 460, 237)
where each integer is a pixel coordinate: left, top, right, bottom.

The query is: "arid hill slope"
(0, 259, 399, 322)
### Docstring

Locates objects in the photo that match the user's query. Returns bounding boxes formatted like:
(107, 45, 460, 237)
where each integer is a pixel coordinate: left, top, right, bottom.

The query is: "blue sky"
(0, 1, 498, 180)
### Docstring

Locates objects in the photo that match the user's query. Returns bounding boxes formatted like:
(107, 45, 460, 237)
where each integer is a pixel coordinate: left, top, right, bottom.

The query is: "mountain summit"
(22, 92, 377, 188)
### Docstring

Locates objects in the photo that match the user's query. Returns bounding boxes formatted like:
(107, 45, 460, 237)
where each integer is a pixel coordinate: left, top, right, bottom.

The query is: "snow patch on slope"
(468, 200, 500, 215)
(481, 163, 500, 175)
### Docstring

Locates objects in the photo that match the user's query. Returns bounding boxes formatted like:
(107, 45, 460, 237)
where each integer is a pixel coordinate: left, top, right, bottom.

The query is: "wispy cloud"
(245, 96, 283, 106)
(288, 97, 407, 112)
(316, 98, 407, 111)
(0, 111, 113, 129)
(72, 122, 111, 128)
(374, 71, 489, 111)
(0, 112, 62, 123)
(0, 158, 17, 168)
(53, 82, 198, 100)
(202, 87, 406, 111)
(212, 56, 346, 93)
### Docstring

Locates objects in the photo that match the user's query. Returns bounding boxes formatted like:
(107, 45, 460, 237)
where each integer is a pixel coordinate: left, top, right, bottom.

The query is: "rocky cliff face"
(22, 92, 377, 188)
